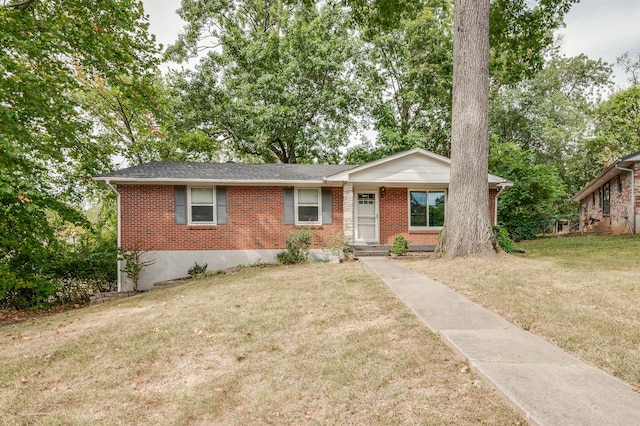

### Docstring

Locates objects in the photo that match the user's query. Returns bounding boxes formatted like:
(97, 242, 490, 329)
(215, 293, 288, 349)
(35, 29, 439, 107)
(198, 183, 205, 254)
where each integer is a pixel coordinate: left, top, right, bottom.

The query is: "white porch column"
(343, 182, 354, 242)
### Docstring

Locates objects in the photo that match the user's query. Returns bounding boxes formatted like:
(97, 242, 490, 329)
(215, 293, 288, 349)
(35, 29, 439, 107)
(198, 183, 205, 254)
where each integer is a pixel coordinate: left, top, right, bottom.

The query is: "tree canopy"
(0, 0, 159, 275)
(169, 0, 365, 163)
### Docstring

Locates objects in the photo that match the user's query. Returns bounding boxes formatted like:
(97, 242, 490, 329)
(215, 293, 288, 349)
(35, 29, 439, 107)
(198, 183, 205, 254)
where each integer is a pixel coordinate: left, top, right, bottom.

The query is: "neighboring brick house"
(95, 148, 512, 291)
(573, 151, 640, 235)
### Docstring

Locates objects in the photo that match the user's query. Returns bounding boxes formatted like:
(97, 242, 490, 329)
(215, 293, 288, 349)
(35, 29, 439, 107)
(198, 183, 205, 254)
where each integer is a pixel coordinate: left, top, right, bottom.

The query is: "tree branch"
(4, 0, 36, 11)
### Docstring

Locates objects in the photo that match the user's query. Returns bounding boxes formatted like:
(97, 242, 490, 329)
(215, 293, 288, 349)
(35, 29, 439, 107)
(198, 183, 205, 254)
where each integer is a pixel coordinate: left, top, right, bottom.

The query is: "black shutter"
(175, 186, 187, 225)
(284, 188, 294, 224)
(216, 187, 228, 225)
(322, 188, 332, 224)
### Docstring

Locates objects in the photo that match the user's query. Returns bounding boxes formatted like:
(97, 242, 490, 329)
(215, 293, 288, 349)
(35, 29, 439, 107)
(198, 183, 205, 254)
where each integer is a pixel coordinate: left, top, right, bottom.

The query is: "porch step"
(352, 245, 390, 257)
(351, 244, 436, 258)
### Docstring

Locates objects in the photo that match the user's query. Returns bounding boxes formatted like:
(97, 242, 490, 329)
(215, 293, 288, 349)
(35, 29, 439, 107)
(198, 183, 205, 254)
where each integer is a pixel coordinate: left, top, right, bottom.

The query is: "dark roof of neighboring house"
(95, 161, 357, 184)
(573, 151, 640, 201)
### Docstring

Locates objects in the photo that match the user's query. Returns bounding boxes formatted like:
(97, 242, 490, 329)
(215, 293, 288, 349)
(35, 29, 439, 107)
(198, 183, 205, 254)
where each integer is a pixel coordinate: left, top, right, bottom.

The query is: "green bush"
(0, 268, 56, 310)
(118, 247, 155, 291)
(188, 261, 208, 277)
(47, 277, 112, 306)
(502, 216, 555, 241)
(492, 225, 518, 253)
(47, 244, 118, 287)
(276, 230, 312, 264)
(490, 142, 566, 241)
(391, 235, 408, 256)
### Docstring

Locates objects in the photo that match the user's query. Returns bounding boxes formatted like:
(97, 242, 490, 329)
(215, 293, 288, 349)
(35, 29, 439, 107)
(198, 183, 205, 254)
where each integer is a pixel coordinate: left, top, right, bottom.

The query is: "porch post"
(343, 182, 354, 242)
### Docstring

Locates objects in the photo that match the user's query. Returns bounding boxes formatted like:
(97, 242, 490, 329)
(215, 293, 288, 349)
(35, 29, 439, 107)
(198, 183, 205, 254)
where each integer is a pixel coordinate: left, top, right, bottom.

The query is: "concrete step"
(354, 250, 389, 257)
(351, 244, 436, 258)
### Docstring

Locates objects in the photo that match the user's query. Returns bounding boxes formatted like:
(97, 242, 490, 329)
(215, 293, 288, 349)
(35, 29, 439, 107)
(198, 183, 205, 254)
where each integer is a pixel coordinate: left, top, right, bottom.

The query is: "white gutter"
(615, 164, 636, 234)
(93, 177, 343, 186)
(494, 182, 511, 225)
(105, 180, 122, 292)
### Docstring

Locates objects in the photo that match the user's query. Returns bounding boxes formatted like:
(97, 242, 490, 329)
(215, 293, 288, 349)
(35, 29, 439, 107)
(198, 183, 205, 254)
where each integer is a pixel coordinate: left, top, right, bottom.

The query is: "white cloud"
(556, 0, 640, 87)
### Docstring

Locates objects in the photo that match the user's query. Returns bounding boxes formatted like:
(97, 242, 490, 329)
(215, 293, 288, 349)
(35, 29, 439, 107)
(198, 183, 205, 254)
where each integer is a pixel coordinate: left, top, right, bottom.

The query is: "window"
(190, 187, 215, 224)
(296, 188, 320, 224)
(603, 182, 610, 216)
(409, 190, 445, 228)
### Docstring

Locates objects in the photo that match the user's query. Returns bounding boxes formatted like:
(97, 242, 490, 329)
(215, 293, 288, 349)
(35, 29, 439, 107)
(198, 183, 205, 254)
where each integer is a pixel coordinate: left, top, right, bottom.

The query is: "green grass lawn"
(402, 234, 640, 388)
(0, 262, 523, 425)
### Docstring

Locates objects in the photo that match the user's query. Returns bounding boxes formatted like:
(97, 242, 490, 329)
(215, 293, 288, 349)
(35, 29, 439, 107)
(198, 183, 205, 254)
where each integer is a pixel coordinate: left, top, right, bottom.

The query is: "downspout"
(105, 180, 122, 292)
(494, 183, 508, 226)
(615, 164, 636, 234)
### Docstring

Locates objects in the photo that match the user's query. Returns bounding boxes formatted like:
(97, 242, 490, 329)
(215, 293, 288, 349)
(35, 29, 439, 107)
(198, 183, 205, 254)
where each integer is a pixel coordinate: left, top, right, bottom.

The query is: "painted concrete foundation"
(120, 249, 341, 291)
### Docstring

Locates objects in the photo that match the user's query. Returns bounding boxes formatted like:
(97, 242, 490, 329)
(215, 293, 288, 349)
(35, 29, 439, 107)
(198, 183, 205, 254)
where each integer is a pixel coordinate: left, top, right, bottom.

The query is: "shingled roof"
(94, 161, 357, 184)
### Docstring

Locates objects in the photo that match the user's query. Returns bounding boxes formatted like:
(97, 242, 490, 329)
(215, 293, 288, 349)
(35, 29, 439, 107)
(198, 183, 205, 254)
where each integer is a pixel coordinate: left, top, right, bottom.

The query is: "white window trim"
(188, 186, 216, 225)
(408, 189, 446, 230)
(294, 187, 322, 225)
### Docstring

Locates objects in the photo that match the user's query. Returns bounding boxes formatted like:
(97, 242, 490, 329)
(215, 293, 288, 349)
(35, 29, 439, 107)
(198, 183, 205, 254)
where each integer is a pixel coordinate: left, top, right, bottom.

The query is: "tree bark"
(435, 0, 496, 259)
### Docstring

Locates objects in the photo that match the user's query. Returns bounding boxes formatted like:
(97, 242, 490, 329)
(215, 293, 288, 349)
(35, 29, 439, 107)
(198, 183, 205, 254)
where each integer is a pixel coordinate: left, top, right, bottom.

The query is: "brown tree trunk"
(435, 0, 496, 259)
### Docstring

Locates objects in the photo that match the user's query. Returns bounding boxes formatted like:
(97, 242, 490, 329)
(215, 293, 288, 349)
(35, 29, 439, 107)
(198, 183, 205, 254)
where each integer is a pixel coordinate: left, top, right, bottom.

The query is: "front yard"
(4, 234, 636, 424)
(0, 262, 522, 425)
(401, 234, 640, 388)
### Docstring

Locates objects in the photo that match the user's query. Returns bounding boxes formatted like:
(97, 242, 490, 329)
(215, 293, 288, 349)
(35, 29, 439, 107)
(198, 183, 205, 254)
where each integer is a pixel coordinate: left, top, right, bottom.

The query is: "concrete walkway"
(359, 257, 640, 426)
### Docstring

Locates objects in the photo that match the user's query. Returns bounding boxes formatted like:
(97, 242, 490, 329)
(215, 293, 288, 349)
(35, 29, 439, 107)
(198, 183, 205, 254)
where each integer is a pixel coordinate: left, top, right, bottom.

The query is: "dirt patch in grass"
(0, 262, 523, 425)
(400, 234, 640, 388)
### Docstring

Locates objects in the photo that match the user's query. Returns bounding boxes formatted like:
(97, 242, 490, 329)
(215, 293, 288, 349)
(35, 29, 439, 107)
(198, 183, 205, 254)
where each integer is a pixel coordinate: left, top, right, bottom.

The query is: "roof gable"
(326, 148, 510, 186)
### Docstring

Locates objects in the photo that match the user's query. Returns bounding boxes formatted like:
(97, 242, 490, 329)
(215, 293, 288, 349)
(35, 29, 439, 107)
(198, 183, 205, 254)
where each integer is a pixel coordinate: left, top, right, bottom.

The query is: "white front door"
(355, 192, 379, 242)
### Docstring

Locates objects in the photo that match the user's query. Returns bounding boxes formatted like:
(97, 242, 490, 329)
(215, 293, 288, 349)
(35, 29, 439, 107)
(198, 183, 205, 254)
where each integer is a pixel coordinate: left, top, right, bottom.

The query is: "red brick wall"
(120, 185, 344, 251)
(378, 187, 499, 246)
(636, 163, 640, 220)
(579, 170, 636, 234)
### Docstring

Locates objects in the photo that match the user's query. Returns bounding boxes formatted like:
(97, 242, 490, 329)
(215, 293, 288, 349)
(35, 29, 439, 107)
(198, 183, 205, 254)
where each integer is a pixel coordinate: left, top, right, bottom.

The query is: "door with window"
(355, 192, 378, 242)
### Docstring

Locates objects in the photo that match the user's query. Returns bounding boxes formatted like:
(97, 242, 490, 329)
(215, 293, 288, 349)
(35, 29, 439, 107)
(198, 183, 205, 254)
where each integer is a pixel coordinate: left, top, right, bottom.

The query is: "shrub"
(328, 233, 351, 258)
(118, 247, 155, 291)
(0, 268, 56, 310)
(47, 277, 113, 306)
(391, 235, 408, 256)
(492, 225, 518, 253)
(46, 244, 118, 290)
(276, 229, 312, 264)
(188, 261, 208, 277)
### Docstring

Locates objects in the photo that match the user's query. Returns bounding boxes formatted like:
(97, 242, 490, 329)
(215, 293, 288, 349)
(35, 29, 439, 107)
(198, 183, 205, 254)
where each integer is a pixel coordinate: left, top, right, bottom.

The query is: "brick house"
(573, 151, 640, 235)
(95, 148, 512, 291)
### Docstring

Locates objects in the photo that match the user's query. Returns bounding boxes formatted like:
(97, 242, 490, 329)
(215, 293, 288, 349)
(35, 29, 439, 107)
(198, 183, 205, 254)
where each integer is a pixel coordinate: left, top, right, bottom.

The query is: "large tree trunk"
(435, 0, 496, 259)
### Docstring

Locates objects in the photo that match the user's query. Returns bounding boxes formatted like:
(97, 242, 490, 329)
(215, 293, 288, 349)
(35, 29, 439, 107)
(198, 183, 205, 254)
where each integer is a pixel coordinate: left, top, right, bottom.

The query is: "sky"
(142, 0, 640, 86)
